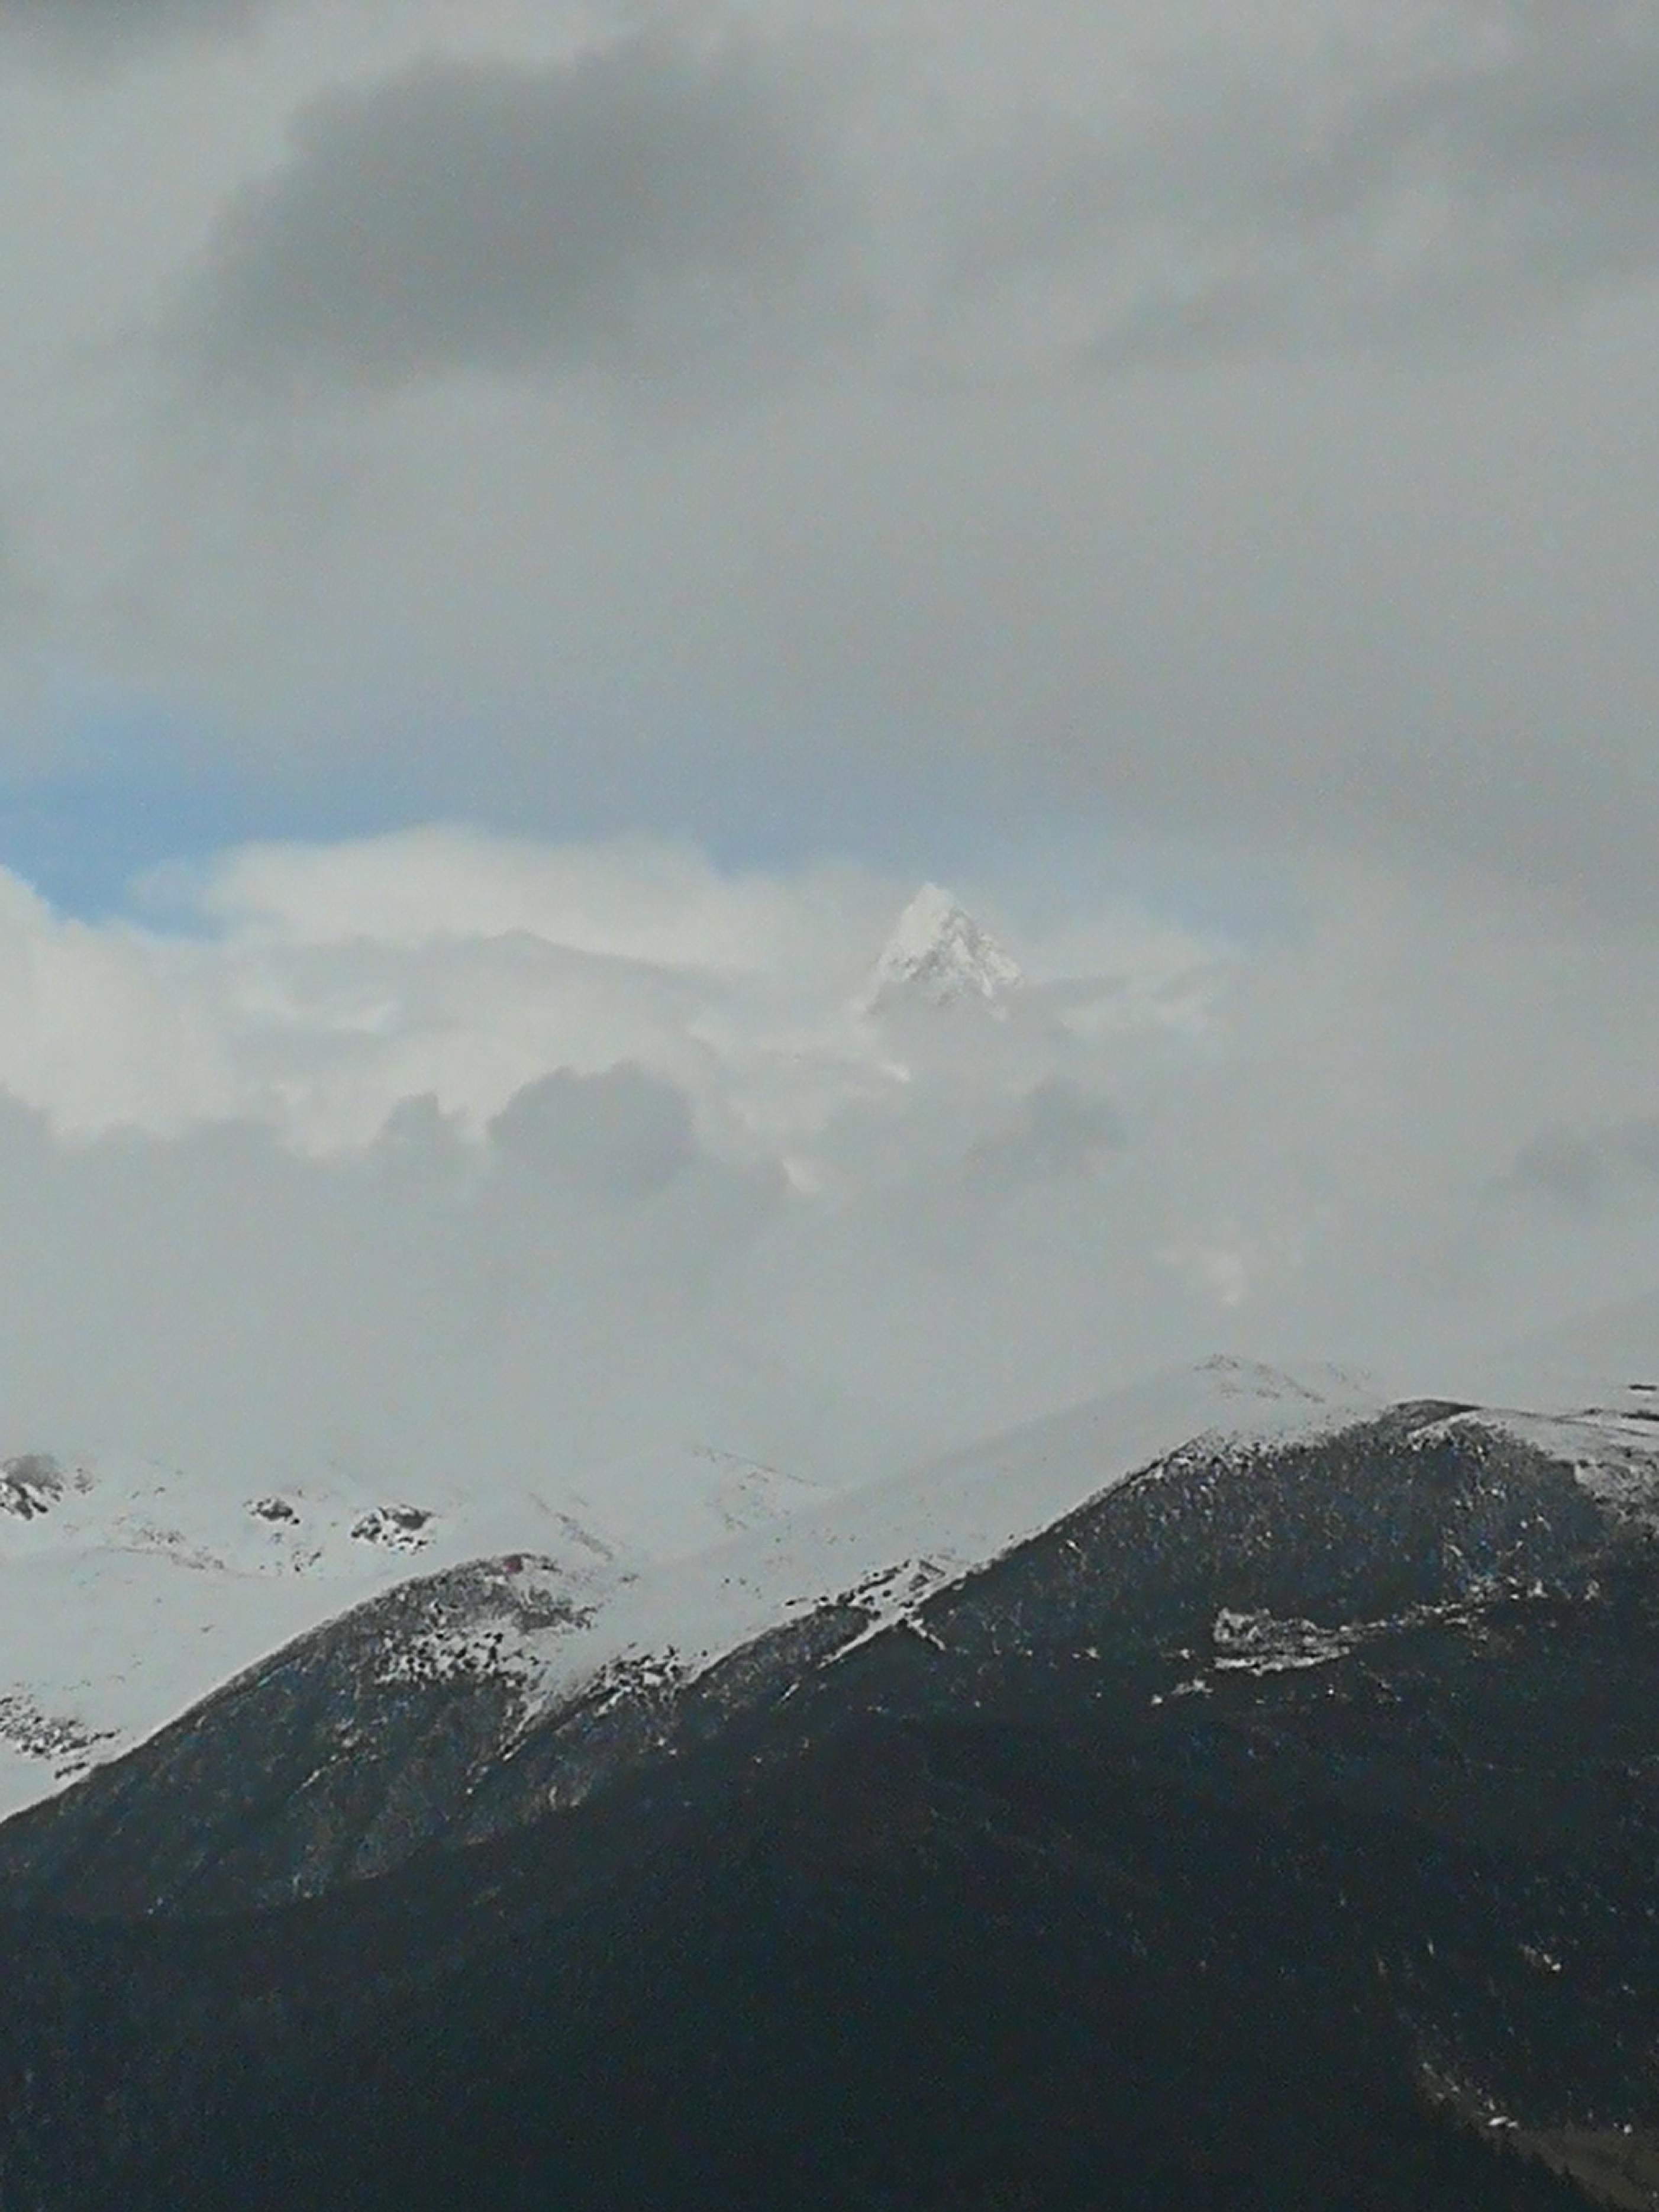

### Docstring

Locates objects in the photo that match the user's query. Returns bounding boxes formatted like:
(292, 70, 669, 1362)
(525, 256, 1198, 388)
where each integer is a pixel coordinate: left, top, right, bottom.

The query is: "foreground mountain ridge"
(2, 1353, 1356, 1852)
(4, 1358, 1659, 2205)
(5, 1352, 1659, 1924)
(4, 1350, 1659, 2205)
(0, 1356, 1373, 1913)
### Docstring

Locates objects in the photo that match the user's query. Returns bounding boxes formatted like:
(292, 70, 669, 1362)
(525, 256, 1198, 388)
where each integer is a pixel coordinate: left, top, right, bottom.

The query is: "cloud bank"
(0, 0, 276, 66)
(186, 33, 842, 391)
(0, 1, 1655, 912)
(1, 4, 1658, 1491)
(0, 828, 1657, 1494)
(169, 4, 1659, 390)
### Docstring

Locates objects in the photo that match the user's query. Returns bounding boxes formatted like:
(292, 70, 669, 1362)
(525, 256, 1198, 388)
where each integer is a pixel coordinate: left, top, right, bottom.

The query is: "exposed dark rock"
(247, 1497, 299, 1524)
(0, 1453, 66, 1521)
(349, 1504, 435, 1549)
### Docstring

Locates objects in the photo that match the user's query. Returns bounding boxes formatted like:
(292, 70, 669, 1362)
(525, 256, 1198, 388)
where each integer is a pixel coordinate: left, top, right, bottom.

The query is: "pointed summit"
(869, 884, 1024, 1010)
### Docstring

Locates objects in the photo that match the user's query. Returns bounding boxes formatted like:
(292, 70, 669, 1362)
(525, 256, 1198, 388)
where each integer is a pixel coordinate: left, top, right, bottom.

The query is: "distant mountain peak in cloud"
(869, 883, 1024, 1011)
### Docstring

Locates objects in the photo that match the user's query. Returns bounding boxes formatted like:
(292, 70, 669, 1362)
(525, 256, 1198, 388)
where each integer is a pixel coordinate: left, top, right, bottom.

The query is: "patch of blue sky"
(396, 685, 1290, 946)
(0, 679, 1289, 949)
(0, 693, 389, 923)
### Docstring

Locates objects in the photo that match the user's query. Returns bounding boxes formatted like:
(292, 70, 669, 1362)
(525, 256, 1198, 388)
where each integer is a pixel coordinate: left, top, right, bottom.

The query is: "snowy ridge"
(0, 1440, 811, 1818)
(14, 1337, 1659, 1842)
(559, 1445, 828, 1562)
(1414, 1401, 1659, 1534)
(0, 1357, 1371, 1824)
(369, 1558, 610, 1703)
(348, 1352, 1659, 1773)
(467, 1356, 1380, 1741)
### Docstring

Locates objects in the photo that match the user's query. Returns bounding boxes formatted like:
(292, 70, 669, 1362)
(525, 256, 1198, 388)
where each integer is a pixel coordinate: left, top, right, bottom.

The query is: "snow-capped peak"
(869, 885, 1023, 1010)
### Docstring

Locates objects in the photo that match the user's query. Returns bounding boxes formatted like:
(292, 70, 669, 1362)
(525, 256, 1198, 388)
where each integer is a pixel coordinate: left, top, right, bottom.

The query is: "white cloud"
(185, 824, 888, 971)
(0, 827, 1654, 1493)
(0, 871, 234, 1135)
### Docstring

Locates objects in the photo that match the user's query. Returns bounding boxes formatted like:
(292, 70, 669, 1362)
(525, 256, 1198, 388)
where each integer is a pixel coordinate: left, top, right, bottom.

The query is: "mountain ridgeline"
(1, 1384, 1658, 2208)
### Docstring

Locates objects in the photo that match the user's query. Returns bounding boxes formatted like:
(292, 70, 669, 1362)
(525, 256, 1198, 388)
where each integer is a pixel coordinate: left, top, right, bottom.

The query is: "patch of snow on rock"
(867, 885, 1024, 1012)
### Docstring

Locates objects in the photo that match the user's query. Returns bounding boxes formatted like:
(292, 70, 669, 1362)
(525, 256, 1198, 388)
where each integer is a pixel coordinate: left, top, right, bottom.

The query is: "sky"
(1, 0, 1659, 1489)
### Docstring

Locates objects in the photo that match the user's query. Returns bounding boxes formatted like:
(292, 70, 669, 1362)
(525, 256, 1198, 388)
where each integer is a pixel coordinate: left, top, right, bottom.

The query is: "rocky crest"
(867, 883, 1024, 1011)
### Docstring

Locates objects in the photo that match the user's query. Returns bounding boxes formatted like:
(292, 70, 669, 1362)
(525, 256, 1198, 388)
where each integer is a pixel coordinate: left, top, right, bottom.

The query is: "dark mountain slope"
(0, 1407, 1657, 2208)
(0, 1397, 1634, 1920)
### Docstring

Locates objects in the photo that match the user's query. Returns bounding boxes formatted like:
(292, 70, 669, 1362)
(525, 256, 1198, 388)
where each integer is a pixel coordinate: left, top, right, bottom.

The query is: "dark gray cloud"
(170, 2, 1659, 405)
(963, 1079, 1125, 1201)
(183, 31, 843, 389)
(938, 1, 1659, 372)
(0, 0, 271, 59)
(18, 0, 1659, 944)
(1502, 1118, 1659, 1210)
(489, 1066, 698, 1202)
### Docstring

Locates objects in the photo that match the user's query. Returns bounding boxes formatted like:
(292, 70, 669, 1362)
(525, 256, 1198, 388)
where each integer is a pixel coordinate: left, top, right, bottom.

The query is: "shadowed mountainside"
(1, 1407, 1657, 2207)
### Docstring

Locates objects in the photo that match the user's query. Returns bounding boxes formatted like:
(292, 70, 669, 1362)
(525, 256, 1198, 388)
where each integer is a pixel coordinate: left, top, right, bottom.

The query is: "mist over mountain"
(1, 841, 1658, 1510)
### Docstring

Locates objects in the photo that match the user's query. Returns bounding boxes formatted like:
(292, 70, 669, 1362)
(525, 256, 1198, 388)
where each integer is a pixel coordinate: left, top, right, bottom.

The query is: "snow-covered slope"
(282, 1356, 1375, 1785)
(556, 1444, 827, 1562)
(15, 1340, 1659, 1922)
(0, 1439, 814, 1820)
(0, 1359, 1358, 1829)
(532, 1355, 1373, 1714)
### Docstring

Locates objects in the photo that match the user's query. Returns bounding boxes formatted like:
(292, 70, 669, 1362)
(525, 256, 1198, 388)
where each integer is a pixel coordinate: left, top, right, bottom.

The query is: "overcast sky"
(1, 0, 1657, 1486)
